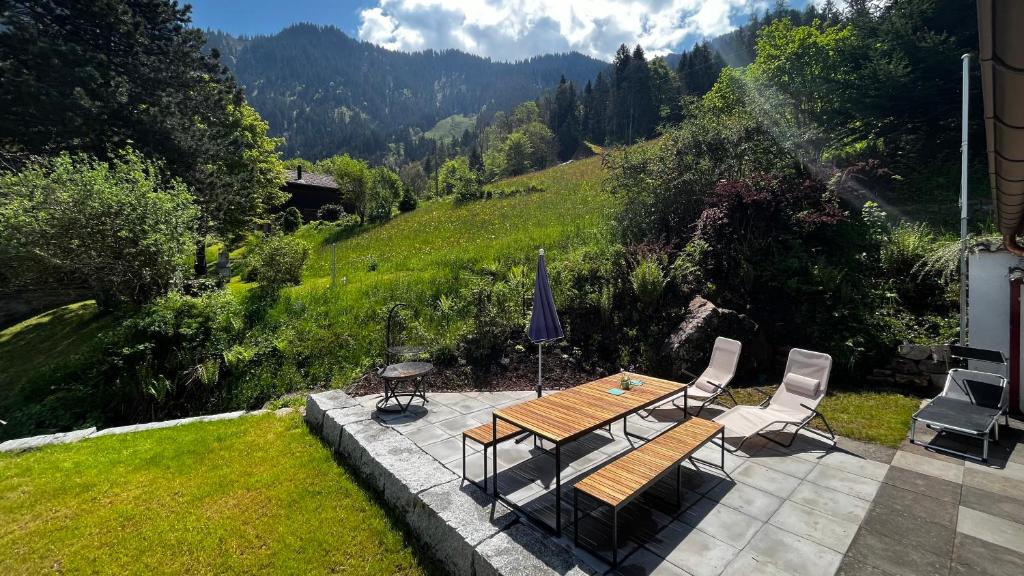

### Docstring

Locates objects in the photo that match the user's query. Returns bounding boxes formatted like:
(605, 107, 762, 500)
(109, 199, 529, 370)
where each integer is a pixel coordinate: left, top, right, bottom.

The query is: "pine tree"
(591, 72, 609, 144)
(550, 76, 581, 161)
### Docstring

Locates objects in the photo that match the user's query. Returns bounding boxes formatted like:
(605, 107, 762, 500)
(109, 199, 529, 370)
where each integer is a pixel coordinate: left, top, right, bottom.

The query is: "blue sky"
(186, 1, 819, 61)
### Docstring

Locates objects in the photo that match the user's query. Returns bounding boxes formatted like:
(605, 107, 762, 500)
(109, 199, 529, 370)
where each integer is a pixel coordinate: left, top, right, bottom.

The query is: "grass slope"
(424, 114, 476, 142)
(273, 154, 615, 382)
(0, 413, 427, 575)
(0, 302, 110, 411)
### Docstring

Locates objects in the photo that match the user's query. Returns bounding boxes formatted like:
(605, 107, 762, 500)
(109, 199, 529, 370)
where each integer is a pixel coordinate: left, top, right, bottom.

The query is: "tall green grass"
(261, 155, 616, 385)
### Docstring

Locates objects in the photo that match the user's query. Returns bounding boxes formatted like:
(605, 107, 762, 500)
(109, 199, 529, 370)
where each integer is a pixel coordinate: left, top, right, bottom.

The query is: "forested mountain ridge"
(205, 24, 607, 161)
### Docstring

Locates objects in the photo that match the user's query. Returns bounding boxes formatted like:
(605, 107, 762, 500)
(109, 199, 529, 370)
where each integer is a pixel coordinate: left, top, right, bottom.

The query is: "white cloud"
(357, 0, 774, 61)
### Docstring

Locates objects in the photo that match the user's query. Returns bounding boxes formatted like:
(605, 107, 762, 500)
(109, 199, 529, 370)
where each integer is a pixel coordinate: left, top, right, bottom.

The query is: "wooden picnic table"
(491, 372, 687, 536)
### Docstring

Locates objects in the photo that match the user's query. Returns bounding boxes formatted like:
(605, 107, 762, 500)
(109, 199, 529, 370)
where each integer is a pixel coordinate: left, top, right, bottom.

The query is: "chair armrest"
(754, 387, 772, 407)
(799, 403, 824, 417)
(678, 367, 699, 381)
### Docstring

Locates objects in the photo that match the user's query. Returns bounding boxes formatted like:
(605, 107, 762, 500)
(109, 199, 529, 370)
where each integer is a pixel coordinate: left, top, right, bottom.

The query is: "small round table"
(377, 361, 433, 413)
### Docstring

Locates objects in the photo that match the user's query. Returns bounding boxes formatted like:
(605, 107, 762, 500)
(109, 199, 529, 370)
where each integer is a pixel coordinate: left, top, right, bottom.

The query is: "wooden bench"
(462, 421, 525, 491)
(573, 417, 724, 566)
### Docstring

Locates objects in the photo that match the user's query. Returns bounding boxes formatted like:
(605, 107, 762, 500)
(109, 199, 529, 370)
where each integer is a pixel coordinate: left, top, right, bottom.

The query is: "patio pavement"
(351, 391, 1024, 576)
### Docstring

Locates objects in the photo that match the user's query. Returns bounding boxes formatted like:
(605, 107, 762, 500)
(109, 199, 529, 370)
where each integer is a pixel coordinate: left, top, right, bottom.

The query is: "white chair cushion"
(783, 372, 820, 397)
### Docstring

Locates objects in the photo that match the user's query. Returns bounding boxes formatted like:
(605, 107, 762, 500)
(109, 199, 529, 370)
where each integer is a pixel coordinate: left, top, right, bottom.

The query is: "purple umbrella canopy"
(528, 249, 562, 398)
(528, 249, 563, 343)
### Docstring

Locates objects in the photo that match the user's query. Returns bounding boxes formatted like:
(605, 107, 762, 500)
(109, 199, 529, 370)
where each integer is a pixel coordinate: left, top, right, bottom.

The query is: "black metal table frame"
(491, 386, 687, 537)
(377, 375, 429, 413)
(573, 426, 725, 567)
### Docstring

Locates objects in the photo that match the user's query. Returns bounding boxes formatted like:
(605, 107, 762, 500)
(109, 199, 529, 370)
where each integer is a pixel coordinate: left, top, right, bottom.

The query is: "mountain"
(205, 24, 608, 161)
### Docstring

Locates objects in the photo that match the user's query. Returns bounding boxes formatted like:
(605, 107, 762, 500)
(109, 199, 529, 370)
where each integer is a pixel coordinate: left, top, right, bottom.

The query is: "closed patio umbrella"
(528, 249, 563, 398)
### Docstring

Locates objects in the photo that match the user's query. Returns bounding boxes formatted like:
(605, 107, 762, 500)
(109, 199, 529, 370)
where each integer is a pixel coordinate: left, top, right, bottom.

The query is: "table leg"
(612, 507, 618, 567)
(684, 388, 688, 420)
(555, 443, 562, 537)
(492, 414, 499, 497)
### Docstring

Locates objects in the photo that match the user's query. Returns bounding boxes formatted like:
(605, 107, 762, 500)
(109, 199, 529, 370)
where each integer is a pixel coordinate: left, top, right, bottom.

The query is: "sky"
(186, 1, 820, 62)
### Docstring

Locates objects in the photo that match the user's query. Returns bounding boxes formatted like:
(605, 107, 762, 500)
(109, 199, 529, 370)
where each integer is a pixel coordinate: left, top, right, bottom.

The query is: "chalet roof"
(284, 169, 337, 190)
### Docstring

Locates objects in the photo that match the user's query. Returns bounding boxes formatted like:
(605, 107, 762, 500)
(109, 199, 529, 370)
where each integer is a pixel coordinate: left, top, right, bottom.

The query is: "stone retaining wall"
(304, 390, 595, 576)
(866, 344, 950, 392)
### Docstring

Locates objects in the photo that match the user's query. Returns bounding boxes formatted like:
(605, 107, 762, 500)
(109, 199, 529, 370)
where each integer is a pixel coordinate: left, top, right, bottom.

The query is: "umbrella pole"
(536, 343, 543, 398)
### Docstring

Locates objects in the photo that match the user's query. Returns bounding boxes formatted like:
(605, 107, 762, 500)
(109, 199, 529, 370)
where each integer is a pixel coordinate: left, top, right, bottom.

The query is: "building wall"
(967, 249, 1024, 411)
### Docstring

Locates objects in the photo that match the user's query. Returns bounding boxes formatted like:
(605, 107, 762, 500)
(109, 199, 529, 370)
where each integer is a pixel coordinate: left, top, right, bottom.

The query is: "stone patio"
(305, 389, 1024, 576)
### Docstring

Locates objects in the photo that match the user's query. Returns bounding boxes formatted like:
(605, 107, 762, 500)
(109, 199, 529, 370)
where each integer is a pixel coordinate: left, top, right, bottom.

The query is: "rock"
(663, 296, 769, 379)
(304, 390, 357, 433)
(894, 374, 930, 387)
(871, 369, 894, 377)
(0, 427, 96, 453)
(866, 376, 896, 387)
(918, 358, 948, 374)
(889, 358, 919, 375)
(898, 344, 931, 361)
(473, 523, 594, 576)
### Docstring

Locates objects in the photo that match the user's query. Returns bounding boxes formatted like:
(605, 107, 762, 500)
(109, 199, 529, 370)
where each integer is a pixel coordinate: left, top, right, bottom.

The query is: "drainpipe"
(959, 53, 970, 344)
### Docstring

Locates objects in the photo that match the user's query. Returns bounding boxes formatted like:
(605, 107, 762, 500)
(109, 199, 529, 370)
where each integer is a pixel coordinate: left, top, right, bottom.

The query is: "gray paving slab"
(963, 466, 1023, 501)
(404, 424, 450, 445)
(834, 556, 893, 576)
(882, 465, 962, 504)
(768, 500, 859, 553)
(436, 414, 484, 437)
(448, 396, 495, 415)
(805, 464, 881, 502)
(859, 502, 955, 559)
(732, 461, 803, 499)
(679, 497, 763, 549)
(959, 484, 1024, 525)
(871, 482, 958, 526)
(816, 450, 890, 481)
(704, 479, 785, 522)
(951, 531, 1024, 576)
(473, 522, 590, 576)
(719, 553, 792, 576)
(614, 547, 694, 576)
(789, 481, 870, 525)
(644, 521, 741, 576)
(744, 523, 844, 576)
(846, 527, 949, 576)
(748, 447, 818, 479)
(956, 505, 1024, 552)
(892, 450, 964, 484)
(422, 437, 465, 464)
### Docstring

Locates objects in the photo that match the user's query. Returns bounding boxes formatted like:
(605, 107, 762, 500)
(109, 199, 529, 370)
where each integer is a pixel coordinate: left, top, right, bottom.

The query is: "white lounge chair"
(714, 348, 835, 452)
(643, 337, 742, 418)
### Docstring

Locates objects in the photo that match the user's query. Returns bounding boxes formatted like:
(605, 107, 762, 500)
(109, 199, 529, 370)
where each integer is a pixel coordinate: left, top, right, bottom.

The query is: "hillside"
(205, 25, 607, 161)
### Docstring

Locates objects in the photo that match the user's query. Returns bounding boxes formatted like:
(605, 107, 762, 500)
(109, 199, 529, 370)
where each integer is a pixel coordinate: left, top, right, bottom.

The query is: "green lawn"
(731, 386, 920, 447)
(0, 413, 427, 575)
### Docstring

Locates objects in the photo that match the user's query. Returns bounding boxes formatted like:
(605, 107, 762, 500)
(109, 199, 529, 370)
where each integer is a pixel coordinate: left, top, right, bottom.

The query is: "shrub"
(367, 167, 402, 223)
(630, 255, 667, 315)
(279, 206, 302, 233)
(438, 157, 482, 201)
(398, 187, 418, 212)
(93, 290, 244, 423)
(242, 234, 309, 289)
(316, 204, 345, 221)
(0, 149, 198, 308)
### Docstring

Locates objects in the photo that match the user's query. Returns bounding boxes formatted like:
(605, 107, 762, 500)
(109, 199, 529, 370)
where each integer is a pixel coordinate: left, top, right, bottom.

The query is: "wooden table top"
(493, 372, 685, 443)
(574, 417, 722, 507)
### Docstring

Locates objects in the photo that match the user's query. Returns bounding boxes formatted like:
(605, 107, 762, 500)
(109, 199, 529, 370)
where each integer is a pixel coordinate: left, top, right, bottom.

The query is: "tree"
(0, 150, 198, 308)
(503, 133, 533, 176)
(649, 58, 682, 125)
(468, 145, 484, 174)
(520, 122, 557, 171)
(0, 1, 284, 276)
(549, 76, 581, 161)
(438, 157, 481, 201)
(367, 166, 402, 223)
(321, 154, 370, 224)
(678, 42, 726, 97)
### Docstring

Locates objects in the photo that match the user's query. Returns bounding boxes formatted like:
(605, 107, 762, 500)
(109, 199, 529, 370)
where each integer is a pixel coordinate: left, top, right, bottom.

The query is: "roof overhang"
(978, 0, 1024, 253)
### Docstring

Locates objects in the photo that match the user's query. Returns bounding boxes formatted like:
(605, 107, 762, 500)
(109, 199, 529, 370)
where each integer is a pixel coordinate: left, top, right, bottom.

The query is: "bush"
(0, 150, 198, 308)
(438, 158, 482, 201)
(316, 204, 345, 221)
(279, 207, 302, 233)
(242, 234, 310, 289)
(93, 290, 244, 423)
(398, 187, 418, 212)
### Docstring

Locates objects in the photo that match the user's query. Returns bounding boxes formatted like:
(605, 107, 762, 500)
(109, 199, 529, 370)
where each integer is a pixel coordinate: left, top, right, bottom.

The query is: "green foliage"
(630, 255, 667, 315)
(242, 234, 310, 290)
(279, 207, 303, 233)
(438, 157, 482, 201)
(398, 186, 418, 213)
(316, 204, 345, 222)
(0, 150, 198, 308)
(366, 166, 403, 222)
(320, 154, 370, 224)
